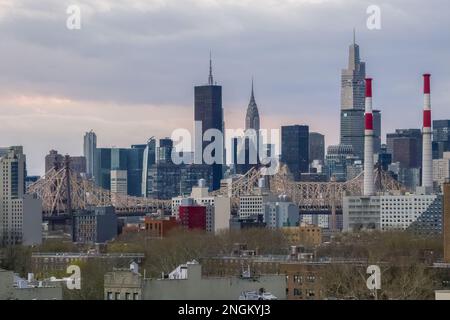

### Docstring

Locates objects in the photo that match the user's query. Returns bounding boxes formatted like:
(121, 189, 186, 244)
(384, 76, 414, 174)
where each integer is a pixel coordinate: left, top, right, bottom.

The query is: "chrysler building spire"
(245, 78, 260, 131)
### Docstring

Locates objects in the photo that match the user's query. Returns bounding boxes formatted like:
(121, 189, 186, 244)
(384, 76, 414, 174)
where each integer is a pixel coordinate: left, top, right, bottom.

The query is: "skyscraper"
(386, 129, 422, 168)
(157, 138, 174, 164)
(325, 144, 355, 182)
(433, 120, 450, 159)
(341, 32, 366, 111)
(141, 138, 156, 197)
(0, 146, 42, 246)
(245, 79, 260, 132)
(309, 132, 325, 164)
(281, 125, 309, 181)
(45, 150, 86, 175)
(127, 144, 147, 197)
(340, 33, 369, 160)
(94, 148, 112, 190)
(234, 80, 261, 175)
(194, 55, 223, 190)
(83, 130, 97, 178)
(91, 144, 146, 197)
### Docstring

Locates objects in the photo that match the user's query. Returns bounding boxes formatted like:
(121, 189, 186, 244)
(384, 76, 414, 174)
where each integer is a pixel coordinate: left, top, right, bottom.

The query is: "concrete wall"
(12, 287, 62, 300)
(213, 196, 231, 233)
(0, 269, 62, 300)
(435, 290, 450, 300)
(0, 269, 14, 300)
(104, 269, 142, 300)
(22, 194, 43, 246)
(142, 263, 286, 300)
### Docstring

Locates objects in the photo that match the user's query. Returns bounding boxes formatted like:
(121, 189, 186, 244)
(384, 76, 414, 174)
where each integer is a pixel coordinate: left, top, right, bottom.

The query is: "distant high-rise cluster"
(6, 36, 450, 244)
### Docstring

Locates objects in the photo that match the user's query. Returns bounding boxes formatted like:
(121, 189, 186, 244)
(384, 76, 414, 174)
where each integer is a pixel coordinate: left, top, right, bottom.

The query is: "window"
(107, 292, 113, 300)
(125, 292, 131, 300)
(293, 289, 302, 296)
(115, 292, 120, 300)
(133, 293, 139, 300)
(293, 275, 303, 284)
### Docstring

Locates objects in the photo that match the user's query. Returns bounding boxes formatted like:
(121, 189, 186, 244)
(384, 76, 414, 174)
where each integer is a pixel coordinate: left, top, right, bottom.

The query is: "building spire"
(251, 76, 255, 102)
(208, 51, 214, 85)
(348, 28, 360, 69)
(246, 77, 260, 131)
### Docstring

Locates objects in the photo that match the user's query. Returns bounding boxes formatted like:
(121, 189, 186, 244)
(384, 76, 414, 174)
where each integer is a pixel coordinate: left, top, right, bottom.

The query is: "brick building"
(144, 216, 178, 238)
(179, 205, 207, 231)
(282, 224, 322, 247)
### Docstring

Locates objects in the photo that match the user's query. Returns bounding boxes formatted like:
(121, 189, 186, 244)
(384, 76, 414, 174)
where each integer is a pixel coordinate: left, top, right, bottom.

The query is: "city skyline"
(1, 0, 450, 175)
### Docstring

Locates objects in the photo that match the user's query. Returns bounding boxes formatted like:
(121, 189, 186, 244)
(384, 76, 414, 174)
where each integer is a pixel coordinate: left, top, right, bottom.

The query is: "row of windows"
(292, 288, 316, 297)
(106, 292, 139, 300)
(292, 275, 316, 283)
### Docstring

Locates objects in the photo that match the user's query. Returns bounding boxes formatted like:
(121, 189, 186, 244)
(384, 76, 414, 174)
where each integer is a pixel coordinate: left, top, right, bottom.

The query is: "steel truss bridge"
(27, 159, 404, 225)
(212, 164, 404, 213)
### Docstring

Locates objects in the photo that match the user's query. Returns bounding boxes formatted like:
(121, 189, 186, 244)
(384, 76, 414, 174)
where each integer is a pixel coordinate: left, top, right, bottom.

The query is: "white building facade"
(343, 193, 442, 234)
(110, 170, 128, 196)
(238, 187, 277, 219)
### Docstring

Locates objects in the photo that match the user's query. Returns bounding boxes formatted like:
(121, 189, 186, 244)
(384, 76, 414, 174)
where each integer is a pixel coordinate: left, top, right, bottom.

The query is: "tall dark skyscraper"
(433, 120, 450, 159)
(127, 144, 147, 197)
(194, 56, 223, 190)
(281, 125, 309, 181)
(94, 148, 112, 190)
(157, 138, 174, 164)
(309, 132, 325, 163)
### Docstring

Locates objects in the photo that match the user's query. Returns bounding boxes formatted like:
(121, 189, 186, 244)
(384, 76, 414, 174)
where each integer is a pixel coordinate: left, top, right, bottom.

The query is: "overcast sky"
(0, 0, 449, 175)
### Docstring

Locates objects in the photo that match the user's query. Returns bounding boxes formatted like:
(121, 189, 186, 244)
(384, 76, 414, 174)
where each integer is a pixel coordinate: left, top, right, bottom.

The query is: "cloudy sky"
(0, 0, 449, 175)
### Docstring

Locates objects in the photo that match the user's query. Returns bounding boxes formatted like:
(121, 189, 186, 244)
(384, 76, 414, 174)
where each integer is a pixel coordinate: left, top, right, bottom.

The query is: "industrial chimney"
(364, 78, 375, 196)
(422, 74, 433, 190)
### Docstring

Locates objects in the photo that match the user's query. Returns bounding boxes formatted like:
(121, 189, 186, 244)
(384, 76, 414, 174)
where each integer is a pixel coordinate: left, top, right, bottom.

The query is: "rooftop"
(32, 252, 145, 258)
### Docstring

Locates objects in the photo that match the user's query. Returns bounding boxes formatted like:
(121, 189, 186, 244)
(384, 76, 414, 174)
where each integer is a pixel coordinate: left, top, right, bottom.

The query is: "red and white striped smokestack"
(422, 74, 433, 189)
(364, 78, 375, 196)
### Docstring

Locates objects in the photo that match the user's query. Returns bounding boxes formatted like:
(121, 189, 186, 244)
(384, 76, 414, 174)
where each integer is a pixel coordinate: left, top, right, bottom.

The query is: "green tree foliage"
(63, 259, 108, 300)
(0, 246, 32, 277)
